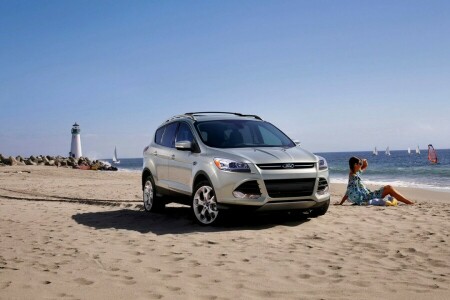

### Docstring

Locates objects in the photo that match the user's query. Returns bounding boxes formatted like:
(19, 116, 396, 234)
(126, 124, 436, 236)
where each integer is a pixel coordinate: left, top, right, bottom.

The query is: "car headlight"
(214, 158, 250, 173)
(317, 155, 328, 170)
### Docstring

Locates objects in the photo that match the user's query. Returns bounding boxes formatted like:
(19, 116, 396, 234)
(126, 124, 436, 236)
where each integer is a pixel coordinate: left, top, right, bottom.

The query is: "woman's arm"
(361, 159, 368, 171)
(335, 193, 348, 205)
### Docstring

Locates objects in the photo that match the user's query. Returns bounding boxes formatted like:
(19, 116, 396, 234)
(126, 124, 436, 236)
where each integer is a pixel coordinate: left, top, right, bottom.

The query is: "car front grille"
(264, 178, 316, 198)
(257, 163, 315, 170)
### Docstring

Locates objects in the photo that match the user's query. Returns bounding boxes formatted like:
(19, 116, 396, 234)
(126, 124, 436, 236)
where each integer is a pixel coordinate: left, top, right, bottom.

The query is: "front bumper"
(209, 163, 330, 211)
(217, 197, 330, 211)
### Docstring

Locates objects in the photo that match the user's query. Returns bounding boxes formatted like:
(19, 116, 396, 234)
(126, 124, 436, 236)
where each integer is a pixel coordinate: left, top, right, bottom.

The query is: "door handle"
(153, 151, 158, 156)
(171, 154, 175, 160)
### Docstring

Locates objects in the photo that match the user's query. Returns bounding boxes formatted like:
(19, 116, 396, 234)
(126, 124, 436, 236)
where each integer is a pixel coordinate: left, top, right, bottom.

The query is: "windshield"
(195, 120, 295, 148)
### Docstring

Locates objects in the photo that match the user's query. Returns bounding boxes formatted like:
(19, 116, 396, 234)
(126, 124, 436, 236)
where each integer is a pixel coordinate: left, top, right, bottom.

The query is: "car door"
(154, 122, 178, 188)
(168, 122, 197, 194)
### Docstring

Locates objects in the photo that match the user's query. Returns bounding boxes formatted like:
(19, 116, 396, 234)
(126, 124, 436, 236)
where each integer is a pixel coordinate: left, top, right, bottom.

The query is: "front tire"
(143, 175, 165, 212)
(192, 181, 220, 225)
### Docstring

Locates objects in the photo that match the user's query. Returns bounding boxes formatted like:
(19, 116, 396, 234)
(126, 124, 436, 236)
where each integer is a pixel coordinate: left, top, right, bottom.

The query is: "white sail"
(386, 146, 390, 156)
(408, 147, 411, 154)
(373, 147, 378, 156)
(113, 147, 120, 164)
(416, 145, 420, 155)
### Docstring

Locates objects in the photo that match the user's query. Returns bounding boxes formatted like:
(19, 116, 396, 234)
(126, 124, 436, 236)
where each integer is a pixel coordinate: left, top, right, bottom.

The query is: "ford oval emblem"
(282, 163, 295, 169)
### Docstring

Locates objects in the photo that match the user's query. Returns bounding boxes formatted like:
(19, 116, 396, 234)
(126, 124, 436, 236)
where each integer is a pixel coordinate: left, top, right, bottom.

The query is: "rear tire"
(309, 200, 330, 217)
(192, 181, 220, 225)
(143, 175, 165, 212)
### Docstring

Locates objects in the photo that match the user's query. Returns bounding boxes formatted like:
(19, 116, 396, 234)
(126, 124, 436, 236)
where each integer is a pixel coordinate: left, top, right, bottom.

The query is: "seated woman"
(336, 157, 414, 206)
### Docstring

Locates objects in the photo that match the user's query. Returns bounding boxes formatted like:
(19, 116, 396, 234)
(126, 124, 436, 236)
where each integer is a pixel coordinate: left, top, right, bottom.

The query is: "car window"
(258, 125, 284, 146)
(161, 122, 178, 148)
(154, 126, 165, 145)
(176, 122, 194, 143)
(195, 120, 295, 148)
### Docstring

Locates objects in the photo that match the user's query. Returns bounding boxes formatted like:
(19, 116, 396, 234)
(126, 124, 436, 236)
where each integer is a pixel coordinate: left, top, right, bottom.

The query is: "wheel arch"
(192, 171, 213, 191)
(142, 168, 152, 190)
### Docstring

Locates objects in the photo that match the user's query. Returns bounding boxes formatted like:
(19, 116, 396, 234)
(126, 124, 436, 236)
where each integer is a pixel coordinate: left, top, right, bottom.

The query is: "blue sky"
(1, 0, 449, 158)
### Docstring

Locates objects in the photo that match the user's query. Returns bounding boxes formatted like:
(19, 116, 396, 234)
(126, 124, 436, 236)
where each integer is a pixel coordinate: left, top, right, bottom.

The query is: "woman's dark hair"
(349, 156, 361, 172)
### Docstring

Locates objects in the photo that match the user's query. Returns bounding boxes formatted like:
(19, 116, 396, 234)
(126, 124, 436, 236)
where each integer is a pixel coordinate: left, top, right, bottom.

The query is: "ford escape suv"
(142, 112, 330, 225)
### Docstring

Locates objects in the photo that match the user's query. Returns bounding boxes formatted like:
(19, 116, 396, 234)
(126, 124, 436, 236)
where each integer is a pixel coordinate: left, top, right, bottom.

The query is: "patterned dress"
(345, 171, 384, 205)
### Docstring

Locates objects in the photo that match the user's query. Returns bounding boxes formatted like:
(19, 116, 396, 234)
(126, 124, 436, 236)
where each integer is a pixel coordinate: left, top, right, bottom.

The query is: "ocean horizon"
(103, 148, 450, 193)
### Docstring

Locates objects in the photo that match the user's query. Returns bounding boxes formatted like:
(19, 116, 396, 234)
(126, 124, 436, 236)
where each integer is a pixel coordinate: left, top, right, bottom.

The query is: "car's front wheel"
(143, 175, 165, 212)
(192, 181, 220, 225)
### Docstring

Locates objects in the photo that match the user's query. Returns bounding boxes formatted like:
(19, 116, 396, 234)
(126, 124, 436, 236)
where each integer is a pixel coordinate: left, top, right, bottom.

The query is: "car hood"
(210, 147, 318, 164)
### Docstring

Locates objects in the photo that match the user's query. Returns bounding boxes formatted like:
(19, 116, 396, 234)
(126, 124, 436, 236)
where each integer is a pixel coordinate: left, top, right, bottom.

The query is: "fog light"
(317, 186, 329, 195)
(233, 191, 260, 199)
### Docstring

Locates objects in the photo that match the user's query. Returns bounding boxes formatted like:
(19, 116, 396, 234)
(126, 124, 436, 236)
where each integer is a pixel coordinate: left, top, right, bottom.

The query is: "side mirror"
(293, 140, 301, 146)
(175, 141, 193, 151)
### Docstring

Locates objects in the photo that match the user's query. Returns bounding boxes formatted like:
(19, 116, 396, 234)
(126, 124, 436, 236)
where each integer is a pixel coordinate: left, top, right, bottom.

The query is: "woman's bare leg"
(382, 185, 414, 205)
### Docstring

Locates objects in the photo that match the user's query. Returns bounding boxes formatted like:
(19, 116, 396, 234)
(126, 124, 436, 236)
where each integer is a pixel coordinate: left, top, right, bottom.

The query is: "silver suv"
(142, 112, 330, 225)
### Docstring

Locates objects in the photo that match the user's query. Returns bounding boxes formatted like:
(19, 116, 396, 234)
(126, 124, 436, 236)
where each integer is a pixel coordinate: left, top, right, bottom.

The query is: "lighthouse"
(69, 123, 82, 158)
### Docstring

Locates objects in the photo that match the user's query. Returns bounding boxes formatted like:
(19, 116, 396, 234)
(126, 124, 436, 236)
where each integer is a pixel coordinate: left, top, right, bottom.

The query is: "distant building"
(69, 123, 82, 158)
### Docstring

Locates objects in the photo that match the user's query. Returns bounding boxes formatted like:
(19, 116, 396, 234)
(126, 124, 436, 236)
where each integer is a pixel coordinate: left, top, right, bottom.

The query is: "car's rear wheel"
(143, 175, 165, 212)
(192, 181, 220, 225)
(309, 200, 330, 217)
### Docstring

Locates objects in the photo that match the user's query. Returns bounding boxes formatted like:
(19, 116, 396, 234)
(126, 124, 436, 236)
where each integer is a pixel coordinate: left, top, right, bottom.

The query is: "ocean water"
(317, 149, 450, 192)
(105, 148, 450, 192)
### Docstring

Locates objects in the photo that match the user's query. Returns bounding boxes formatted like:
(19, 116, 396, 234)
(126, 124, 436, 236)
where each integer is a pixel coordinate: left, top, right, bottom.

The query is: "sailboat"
(112, 147, 120, 164)
(416, 145, 421, 155)
(407, 147, 411, 155)
(385, 146, 391, 156)
(373, 147, 378, 156)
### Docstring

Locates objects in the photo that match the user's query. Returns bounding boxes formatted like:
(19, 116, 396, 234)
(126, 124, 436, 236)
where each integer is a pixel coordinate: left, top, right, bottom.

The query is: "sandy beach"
(0, 166, 449, 299)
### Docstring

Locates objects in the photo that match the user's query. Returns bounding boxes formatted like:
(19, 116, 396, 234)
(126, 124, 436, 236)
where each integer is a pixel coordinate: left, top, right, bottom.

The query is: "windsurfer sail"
(416, 145, 421, 155)
(428, 144, 438, 164)
(408, 147, 411, 155)
(385, 146, 390, 156)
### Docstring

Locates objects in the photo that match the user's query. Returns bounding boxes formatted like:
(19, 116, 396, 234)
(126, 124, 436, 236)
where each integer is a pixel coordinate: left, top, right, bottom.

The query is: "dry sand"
(0, 166, 449, 299)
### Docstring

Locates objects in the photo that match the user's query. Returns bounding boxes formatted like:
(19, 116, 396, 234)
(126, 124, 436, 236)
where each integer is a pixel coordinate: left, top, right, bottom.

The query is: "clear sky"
(1, 0, 449, 158)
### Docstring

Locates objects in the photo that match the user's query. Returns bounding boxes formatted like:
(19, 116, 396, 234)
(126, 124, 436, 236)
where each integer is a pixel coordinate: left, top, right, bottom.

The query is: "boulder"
(7, 156, 18, 166)
(45, 160, 53, 166)
(25, 159, 37, 166)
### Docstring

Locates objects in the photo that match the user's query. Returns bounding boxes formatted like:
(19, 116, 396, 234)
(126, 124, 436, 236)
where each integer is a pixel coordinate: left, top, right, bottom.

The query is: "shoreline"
(330, 177, 450, 194)
(1, 166, 449, 299)
(330, 182, 450, 204)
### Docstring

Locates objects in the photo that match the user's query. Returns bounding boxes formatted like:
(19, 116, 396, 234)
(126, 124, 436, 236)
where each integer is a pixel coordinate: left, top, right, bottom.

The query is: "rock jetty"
(0, 154, 117, 171)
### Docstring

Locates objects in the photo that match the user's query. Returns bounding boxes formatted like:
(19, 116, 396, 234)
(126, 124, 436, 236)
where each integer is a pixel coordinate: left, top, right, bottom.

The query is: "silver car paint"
(143, 115, 330, 211)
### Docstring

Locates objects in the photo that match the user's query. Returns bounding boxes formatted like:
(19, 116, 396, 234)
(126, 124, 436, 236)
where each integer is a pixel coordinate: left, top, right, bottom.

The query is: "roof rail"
(164, 114, 195, 123)
(184, 112, 262, 121)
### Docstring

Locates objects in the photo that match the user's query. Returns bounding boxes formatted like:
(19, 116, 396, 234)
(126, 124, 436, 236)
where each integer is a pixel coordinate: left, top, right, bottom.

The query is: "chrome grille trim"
(257, 163, 315, 170)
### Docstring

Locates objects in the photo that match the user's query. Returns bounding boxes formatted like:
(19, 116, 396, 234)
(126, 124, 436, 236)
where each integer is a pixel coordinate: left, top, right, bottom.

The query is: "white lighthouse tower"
(69, 123, 82, 158)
